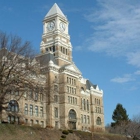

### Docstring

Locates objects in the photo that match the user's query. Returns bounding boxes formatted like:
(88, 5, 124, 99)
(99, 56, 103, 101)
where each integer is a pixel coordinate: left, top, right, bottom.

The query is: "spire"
(45, 3, 66, 18)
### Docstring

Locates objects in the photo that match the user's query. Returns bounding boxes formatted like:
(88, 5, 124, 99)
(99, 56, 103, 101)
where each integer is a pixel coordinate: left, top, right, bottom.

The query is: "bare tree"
(124, 114, 140, 140)
(0, 31, 46, 122)
(107, 114, 140, 140)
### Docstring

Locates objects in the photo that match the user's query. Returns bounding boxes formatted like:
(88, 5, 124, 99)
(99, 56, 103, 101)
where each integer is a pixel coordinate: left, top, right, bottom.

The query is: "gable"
(63, 63, 82, 74)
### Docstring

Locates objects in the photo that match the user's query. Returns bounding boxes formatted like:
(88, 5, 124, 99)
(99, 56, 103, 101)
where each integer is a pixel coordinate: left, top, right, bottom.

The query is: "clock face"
(59, 22, 66, 32)
(47, 21, 55, 31)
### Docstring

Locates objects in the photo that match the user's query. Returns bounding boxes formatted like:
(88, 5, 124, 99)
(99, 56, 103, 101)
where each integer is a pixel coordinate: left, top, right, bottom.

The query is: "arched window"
(69, 109, 76, 120)
(7, 100, 19, 112)
(96, 117, 101, 125)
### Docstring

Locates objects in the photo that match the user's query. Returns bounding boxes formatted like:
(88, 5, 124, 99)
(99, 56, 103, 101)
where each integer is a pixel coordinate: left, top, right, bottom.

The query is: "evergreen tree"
(111, 103, 129, 127)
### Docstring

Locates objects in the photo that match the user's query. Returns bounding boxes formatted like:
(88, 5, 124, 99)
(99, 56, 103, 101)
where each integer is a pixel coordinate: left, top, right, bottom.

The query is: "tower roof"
(45, 3, 66, 18)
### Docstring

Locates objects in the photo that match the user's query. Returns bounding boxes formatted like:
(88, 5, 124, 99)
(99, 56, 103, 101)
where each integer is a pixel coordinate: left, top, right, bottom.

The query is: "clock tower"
(40, 3, 72, 66)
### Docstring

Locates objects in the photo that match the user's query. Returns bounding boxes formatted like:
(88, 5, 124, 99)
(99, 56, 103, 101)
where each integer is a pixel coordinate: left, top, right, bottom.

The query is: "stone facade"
(2, 3, 105, 131)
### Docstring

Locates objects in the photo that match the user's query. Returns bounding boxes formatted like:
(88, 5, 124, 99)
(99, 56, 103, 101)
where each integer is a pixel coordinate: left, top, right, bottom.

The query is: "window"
(69, 78, 71, 84)
(74, 89, 76, 94)
(30, 105, 33, 116)
(40, 93, 43, 102)
(87, 116, 90, 124)
(83, 99, 86, 110)
(70, 97, 72, 103)
(53, 46, 55, 52)
(54, 95, 58, 103)
(81, 98, 83, 109)
(40, 107, 43, 117)
(99, 99, 100, 105)
(8, 116, 19, 124)
(35, 93, 38, 101)
(29, 91, 33, 100)
(69, 109, 76, 120)
(11, 116, 14, 122)
(70, 87, 71, 93)
(68, 96, 70, 103)
(98, 107, 99, 113)
(96, 117, 101, 125)
(24, 103, 28, 115)
(54, 85, 58, 92)
(81, 114, 83, 123)
(87, 100, 89, 111)
(96, 107, 97, 112)
(75, 98, 77, 104)
(49, 47, 52, 51)
(54, 107, 58, 118)
(35, 106, 38, 117)
(84, 115, 86, 123)
(100, 108, 102, 113)
(74, 79, 76, 85)
(72, 88, 74, 94)
(15, 117, 19, 123)
(63, 48, 65, 54)
(7, 100, 19, 112)
(67, 86, 69, 93)
(8, 116, 10, 123)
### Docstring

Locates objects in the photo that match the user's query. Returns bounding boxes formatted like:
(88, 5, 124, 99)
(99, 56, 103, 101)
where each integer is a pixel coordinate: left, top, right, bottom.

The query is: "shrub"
(61, 135, 66, 138)
(62, 130, 69, 135)
(68, 129, 73, 133)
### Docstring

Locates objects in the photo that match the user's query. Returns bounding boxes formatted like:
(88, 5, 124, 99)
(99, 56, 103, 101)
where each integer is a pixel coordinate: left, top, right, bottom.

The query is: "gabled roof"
(86, 80, 98, 90)
(45, 3, 66, 18)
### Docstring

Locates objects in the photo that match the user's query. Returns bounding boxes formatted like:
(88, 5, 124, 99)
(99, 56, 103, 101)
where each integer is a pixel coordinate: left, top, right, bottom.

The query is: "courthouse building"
(2, 3, 105, 131)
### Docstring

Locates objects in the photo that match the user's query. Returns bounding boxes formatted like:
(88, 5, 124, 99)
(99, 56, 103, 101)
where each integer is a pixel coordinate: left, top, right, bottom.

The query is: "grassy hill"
(0, 124, 132, 140)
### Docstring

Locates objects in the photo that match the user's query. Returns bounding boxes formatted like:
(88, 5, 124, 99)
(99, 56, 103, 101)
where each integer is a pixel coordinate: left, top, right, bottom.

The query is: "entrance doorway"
(68, 109, 77, 129)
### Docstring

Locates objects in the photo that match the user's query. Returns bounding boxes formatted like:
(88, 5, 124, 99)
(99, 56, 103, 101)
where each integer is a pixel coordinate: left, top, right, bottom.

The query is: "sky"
(0, 0, 140, 125)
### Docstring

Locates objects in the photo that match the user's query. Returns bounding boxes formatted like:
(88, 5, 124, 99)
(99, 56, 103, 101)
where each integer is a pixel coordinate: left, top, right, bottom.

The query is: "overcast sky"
(0, 0, 140, 125)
